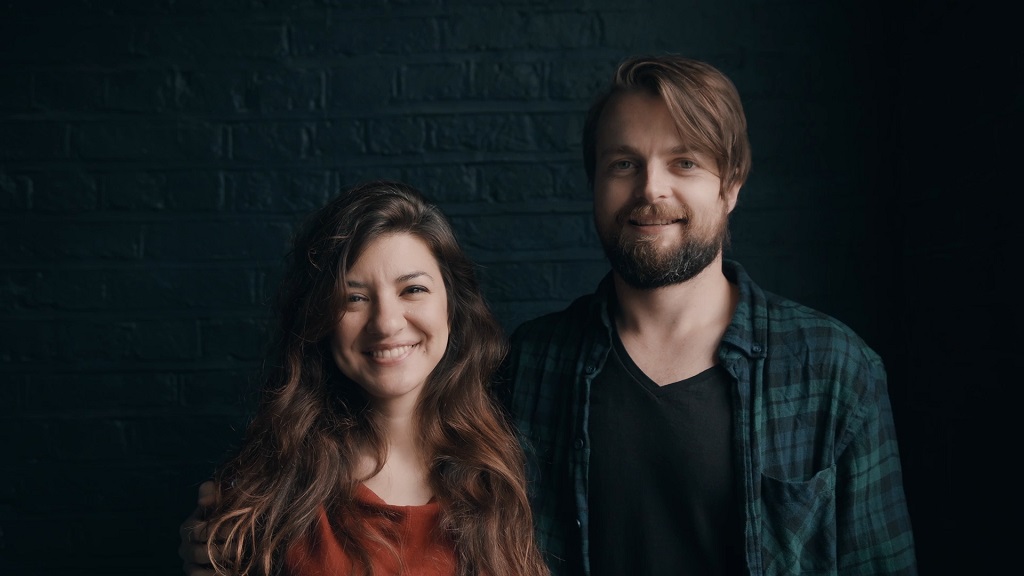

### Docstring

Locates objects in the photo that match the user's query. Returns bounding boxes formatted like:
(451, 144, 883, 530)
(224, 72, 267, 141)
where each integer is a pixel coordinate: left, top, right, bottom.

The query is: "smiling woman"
(332, 234, 451, 415)
(178, 180, 549, 576)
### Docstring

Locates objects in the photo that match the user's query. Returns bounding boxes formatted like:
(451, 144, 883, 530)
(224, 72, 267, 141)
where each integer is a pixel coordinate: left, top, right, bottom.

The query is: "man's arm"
(178, 480, 218, 576)
(835, 360, 918, 574)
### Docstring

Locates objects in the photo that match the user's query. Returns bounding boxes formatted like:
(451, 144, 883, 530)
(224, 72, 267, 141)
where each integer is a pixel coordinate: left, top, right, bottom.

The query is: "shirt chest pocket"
(759, 465, 837, 575)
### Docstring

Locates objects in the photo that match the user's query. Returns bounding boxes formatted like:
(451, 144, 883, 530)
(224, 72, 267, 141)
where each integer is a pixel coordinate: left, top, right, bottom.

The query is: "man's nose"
(637, 164, 671, 202)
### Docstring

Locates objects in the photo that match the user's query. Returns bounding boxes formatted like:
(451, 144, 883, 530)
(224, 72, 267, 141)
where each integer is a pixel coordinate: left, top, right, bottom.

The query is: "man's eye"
(612, 160, 634, 170)
(678, 159, 696, 169)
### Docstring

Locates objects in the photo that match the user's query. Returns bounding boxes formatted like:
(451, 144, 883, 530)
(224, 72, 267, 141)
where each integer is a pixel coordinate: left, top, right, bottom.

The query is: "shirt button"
(573, 438, 584, 449)
(585, 365, 596, 374)
(752, 343, 762, 353)
(576, 518, 582, 528)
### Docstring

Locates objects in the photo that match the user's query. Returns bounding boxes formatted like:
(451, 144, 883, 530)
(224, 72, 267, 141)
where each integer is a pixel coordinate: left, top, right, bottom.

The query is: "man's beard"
(599, 202, 729, 290)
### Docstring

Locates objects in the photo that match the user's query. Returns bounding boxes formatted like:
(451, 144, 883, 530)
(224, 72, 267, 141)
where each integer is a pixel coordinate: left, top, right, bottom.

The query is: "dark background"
(1, 0, 1017, 574)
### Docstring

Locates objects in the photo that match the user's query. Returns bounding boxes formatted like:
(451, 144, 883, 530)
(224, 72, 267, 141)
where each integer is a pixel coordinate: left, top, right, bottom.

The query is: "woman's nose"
(367, 296, 405, 336)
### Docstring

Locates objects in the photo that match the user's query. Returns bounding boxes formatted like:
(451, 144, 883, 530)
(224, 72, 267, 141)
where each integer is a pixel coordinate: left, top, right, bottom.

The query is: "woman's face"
(331, 233, 450, 413)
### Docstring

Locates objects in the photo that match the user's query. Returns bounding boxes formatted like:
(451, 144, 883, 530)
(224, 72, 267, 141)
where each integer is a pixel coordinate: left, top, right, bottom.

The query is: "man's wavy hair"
(205, 179, 548, 576)
(582, 54, 752, 196)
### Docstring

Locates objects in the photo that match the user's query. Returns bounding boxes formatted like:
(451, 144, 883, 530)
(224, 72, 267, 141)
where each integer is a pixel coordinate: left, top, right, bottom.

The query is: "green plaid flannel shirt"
(500, 260, 917, 576)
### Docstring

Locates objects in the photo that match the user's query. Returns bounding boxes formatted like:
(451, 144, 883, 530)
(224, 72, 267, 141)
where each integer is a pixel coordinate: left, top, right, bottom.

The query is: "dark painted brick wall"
(1, 0, 1017, 574)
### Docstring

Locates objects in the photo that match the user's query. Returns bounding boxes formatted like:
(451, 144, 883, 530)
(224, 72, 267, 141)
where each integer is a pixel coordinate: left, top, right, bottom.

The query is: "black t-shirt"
(588, 330, 746, 575)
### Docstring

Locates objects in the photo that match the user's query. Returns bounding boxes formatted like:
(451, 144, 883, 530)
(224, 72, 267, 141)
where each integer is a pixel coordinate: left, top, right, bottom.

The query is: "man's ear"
(724, 182, 741, 214)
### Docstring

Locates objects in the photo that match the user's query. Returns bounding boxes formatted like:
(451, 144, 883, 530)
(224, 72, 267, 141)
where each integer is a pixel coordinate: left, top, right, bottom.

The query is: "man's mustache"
(617, 202, 689, 225)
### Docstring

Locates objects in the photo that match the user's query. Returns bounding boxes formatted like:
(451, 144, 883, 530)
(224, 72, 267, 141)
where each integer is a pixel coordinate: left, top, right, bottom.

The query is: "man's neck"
(612, 255, 734, 338)
(610, 255, 738, 385)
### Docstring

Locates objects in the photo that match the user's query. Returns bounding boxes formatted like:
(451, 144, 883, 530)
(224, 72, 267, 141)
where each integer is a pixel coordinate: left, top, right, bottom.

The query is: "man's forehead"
(595, 117, 697, 153)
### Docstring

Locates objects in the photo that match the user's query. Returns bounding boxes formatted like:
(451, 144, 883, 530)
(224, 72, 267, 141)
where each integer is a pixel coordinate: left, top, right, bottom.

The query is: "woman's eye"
(404, 285, 428, 295)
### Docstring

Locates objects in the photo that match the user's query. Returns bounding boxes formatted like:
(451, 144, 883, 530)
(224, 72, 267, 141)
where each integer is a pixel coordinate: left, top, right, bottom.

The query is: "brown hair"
(582, 55, 752, 195)
(205, 180, 548, 576)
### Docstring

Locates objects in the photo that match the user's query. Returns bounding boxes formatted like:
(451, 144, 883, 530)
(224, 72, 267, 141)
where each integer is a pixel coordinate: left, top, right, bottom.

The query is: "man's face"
(592, 90, 738, 289)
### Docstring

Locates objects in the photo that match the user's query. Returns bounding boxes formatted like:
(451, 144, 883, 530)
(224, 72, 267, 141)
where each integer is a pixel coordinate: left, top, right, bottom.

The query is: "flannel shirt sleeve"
(834, 353, 918, 574)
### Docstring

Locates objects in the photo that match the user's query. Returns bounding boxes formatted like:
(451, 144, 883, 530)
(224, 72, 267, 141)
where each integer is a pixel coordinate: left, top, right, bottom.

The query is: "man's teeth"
(369, 345, 414, 358)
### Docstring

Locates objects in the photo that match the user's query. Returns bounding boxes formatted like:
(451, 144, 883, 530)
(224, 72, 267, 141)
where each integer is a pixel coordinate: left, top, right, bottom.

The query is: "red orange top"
(284, 483, 457, 576)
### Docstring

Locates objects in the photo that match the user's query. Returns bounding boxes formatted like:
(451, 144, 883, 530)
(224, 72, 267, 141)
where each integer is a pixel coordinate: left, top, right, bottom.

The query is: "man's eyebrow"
(598, 144, 695, 156)
(598, 144, 639, 157)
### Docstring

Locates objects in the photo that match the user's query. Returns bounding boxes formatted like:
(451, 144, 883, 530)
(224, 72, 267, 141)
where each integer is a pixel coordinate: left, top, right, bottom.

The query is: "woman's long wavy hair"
(205, 180, 548, 576)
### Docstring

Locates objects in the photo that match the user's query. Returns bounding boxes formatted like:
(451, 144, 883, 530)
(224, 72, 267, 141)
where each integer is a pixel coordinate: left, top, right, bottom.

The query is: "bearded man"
(501, 54, 918, 576)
